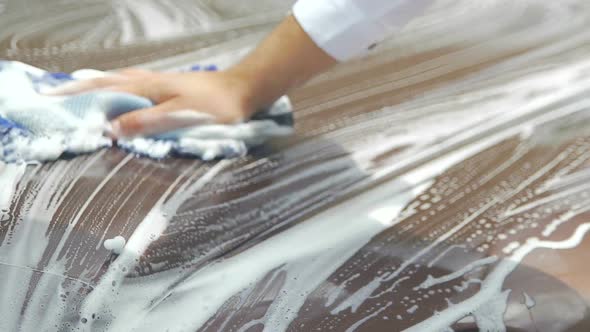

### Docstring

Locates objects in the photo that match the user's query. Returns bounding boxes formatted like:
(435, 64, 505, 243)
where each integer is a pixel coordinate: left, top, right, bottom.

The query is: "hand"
(47, 69, 257, 138)
(45, 14, 337, 138)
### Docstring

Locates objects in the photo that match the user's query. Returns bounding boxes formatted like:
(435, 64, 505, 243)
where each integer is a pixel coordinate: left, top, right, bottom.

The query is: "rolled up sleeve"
(292, 0, 435, 62)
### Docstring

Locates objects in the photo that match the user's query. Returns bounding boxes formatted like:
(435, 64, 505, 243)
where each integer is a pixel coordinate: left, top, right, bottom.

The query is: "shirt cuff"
(293, 0, 384, 62)
(292, 0, 434, 62)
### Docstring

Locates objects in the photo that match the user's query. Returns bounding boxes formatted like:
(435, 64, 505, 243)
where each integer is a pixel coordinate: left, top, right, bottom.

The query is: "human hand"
(46, 69, 258, 138)
(45, 14, 337, 139)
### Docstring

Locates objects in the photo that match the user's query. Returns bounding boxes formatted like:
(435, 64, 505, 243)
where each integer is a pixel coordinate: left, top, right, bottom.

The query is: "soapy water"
(1, 0, 590, 331)
(2, 63, 589, 331)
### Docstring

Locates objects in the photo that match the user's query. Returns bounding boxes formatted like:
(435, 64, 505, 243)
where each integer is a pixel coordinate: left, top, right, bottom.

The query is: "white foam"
(502, 242, 520, 255)
(472, 290, 511, 332)
(543, 209, 581, 237)
(104, 236, 126, 254)
(0, 162, 26, 209)
(345, 302, 393, 332)
(117, 138, 174, 159)
(415, 256, 498, 290)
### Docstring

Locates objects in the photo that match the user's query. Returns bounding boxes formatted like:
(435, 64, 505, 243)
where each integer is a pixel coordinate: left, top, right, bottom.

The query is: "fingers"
(110, 102, 215, 138)
(105, 82, 154, 100)
(43, 68, 152, 95)
(42, 75, 129, 95)
(116, 68, 153, 77)
(43, 75, 160, 102)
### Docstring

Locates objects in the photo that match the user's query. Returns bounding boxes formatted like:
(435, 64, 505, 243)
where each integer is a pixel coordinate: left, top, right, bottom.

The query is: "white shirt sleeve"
(292, 0, 435, 62)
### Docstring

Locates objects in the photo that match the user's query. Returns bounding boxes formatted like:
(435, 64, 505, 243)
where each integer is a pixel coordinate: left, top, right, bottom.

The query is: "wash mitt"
(0, 61, 293, 163)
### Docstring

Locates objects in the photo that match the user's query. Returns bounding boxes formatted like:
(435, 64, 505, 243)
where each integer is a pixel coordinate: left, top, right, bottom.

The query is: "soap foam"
(103, 236, 126, 254)
(0, 162, 26, 209)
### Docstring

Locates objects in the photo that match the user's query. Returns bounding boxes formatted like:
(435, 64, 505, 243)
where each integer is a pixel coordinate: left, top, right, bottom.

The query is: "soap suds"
(415, 256, 498, 290)
(502, 242, 520, 254)
(0, 162, 26, 209)
(345, 302, 393, 332)
(103, 236, 126, 254)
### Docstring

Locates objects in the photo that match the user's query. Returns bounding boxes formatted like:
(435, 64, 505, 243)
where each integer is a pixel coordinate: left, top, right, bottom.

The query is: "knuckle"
(119, 115, 143, 135)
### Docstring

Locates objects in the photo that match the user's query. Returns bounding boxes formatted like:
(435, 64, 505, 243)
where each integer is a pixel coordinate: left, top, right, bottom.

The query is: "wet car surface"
(1, 0, 590, 331)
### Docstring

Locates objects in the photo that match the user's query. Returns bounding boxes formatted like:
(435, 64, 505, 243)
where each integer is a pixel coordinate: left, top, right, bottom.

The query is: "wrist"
(226, 65, 284, 117)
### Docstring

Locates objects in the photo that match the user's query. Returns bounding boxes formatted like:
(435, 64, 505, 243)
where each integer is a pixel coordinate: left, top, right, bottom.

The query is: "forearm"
(227, 15, 337, 114)
(227, 0, 435, 116)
